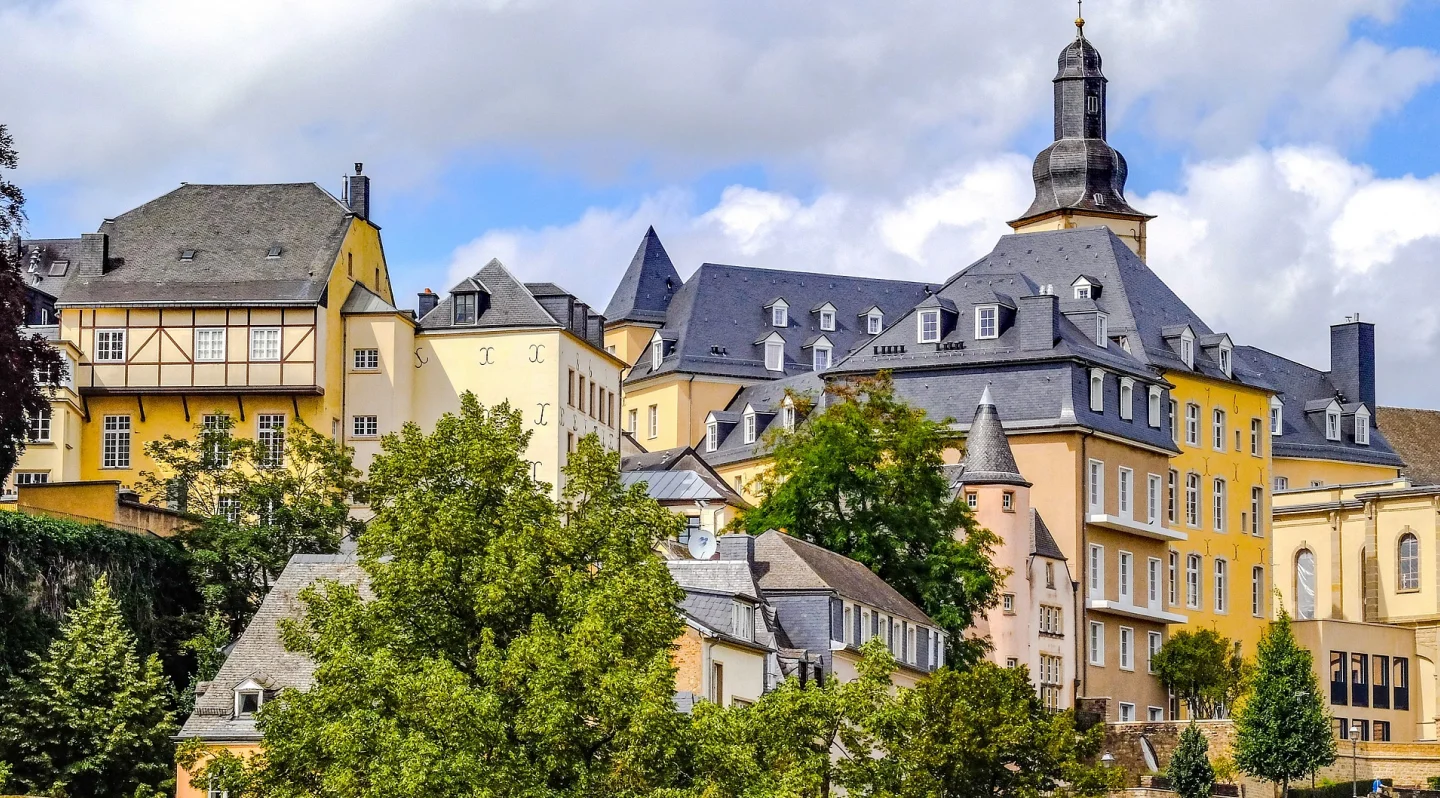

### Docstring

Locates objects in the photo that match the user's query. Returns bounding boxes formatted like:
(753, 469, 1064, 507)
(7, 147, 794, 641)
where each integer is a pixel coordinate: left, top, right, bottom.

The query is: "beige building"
(1274, 479, 1439, 740)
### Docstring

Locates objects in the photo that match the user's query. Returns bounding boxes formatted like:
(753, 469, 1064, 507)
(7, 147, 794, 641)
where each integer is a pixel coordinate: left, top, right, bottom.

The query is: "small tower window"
(1086, 95, 1099, 114)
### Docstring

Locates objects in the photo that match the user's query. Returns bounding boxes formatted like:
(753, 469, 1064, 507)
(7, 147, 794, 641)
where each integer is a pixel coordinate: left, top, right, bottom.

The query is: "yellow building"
(1273, 479, 1440, 740)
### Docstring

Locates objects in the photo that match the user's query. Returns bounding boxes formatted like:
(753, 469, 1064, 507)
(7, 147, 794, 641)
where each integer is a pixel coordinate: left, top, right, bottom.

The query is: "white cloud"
(444, 146, 1440, 406)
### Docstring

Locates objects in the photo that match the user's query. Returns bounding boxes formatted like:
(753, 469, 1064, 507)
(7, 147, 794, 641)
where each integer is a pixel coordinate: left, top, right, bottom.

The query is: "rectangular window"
(102, 415, 131, 469)
(1251, 418, 1262, 456)
(1002, 491, 1014, 511)
(1214, 559, 1228, 613)
(1089, 370, 1104, 412)
(1186, 554, 1201, 609)
(1040, 605, 1063, 636)
(868, 313, 882, 335)
(1169, 399, 1179, 442)
(1119, 627, 1134, 671)
(257, 414, 286, 469)
(1395, 658, 1410, 711)
(1213, 409, 1226, 451)
(820, 309, 835, 331)
(590, 382, 598, 417)
(1275, 476, 1289, 492)
(95, 329, 126, 362)
(1002, 593, 1015, 614)
(1040, 654, 1063, 710)
(1374, 721, 1391, 742)
(1148, 557, 1162, 605)
(765, 340, 784, 372)
(353, 347, 379, 370)
(201, 414, 231, 467)
(647, 405, 658, 439)
(1168, 469, 1178, 524)
(1374, 655, 1390, 710)
(1252, 566, 1264, 617)
(27, 407, 51, 442)
(195, 328, 226, 362)
(453, 293, 477, 324)
(1120, 379, 1134, 420)
(965, 491, 978, 509)
(1118, 467, 1133, 519)
(352, 415, 378, 438)
(772, 305, 787, 327)
(1089, 621, 1105, 666)
(1119, 702, 1135, 722)
(1147, 474, 1161, 525)
(706, 422, 718, 452)
(1088, 459, 1104, 513)
(976, 306, 998, 339)
(1148, 387, 1162, 427)
(710, 662, 724, 704)
(1149, 706, 1165, 722)
(1186, 473, 1200, 526)
(1088, 544, 1104, 599)
(743, 414, 757, 444)
(1185, 403, 1199, 446)
(1148, 631, 1163, 674)
(733, 601, 755, 641)
(578, 376, 586, 413)
(813, 346, 831, 370)
(250, 328, 281, 361)
(1330, 651, 1348, 706)
(1213, 478, 1227, 532)
(1352, 653, 1369, 707)
(1169, 551, 1179, 606)
(919, 310, 940, 343)
(1118, 551, 1133, 602)
(627, 408, 637, 434)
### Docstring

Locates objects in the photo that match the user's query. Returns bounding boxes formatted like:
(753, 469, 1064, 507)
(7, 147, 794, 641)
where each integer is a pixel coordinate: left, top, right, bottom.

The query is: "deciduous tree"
(1153, 629, 1248, 719)
(1168, 723, 1216, 798)
(740, 372, 1003, 664)
(0, 575, 175, 798)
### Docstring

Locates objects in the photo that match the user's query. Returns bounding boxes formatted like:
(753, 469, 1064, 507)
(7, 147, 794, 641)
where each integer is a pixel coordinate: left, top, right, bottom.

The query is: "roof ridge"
(695, 261, 934, 287)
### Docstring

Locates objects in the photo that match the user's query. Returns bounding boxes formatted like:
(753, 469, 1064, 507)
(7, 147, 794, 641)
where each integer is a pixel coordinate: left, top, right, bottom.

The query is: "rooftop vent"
(266, 245, 283, 259)
(874, 344, 907, 356)
(180, 249, 196, 261)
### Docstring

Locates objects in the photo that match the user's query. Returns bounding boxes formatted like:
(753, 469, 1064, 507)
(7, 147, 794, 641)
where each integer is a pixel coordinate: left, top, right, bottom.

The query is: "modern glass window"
(651, 339, 663, 371)
(1252, 566, 1264, 617)
(352, 415, 378, 438)
(1119, 378, 1134, 420)
(1352, 653, 1370, 707)
(1296, 549, 1317, 620)
(1185, 473, 1200, 527)
(1399, 533, 1420, 591)
(1185, 403, 1200, 446)
(1186, 554, 1201, 608)
(1088, 544, 1104, 599)
(453, 292, 477, 324)
(813, 344, 832, 370)
(1147, 474, 1161, 525)
(195, 328, 226, 362)
(647, 405, 658, 439)
(1331, 652, 1348, 706)
(1214, 559, 1228, 613)
(1089, 369, 1104, 412)
(1213, 408, 1227, 451)
(1213, 478, 1227, 532)
(1118, 467, 1133, 519)
(918, 310, 941, 343)
(743, 412, 757, 445)
(1089, 621, 1105, 665)
(1119, 551, 1133, 602)
(1395, 658, 1410, 711)
(1119, 627, 1134, 671)
(26, 407, 51, 443)
(257, 414, 286, 468)
(1169, 551, 1179, 606)
(1088, 459, 1104, 513)
(1148, 387, 1163, 428)
(102, 415, 131, 469)
(95, 329, 127, 362)
(1148, 631, 1163, 673)
(976, 305, 998, 339)
(819, 308, 835, 331)
(250, 328, 281, 361)
(772, 303, 788, 327)
(765, 340, 784, 372)
(353, 347, 379, 370)
(1374, 655, 1391, 710)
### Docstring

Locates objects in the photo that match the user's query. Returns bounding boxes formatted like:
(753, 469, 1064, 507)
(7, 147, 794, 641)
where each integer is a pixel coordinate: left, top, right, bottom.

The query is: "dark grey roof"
(702, 372, 824, 466)
(620, 445, 750, 507)
(179, 554, 365, 741)
(625, 263, 936, 385)
(1235, 346, 1404, 469)
(416, 259, 568, 332)
(59, 183, 354, 307)
(1378, 407, 1440, 486)
(1031, 510, 1065, 559)
(340, 283, 400, 315)
(667, 560, 762, 601)
(15, 238, 81, 300)
(955, 386, 1030, 486)
(604, 227, 683, 326)
(752, 530, 934, 626)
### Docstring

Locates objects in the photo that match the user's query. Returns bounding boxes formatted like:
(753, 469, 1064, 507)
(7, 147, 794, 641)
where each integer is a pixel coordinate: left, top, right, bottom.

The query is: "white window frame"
(1118, 467, 1133, 520)
(1088, 459, 1104, 513)
(1251, 417, 1262, 456)
(976, 305, 999, 339)
(651, 339, 664, 371)
(1118, 551, 1133, 602)
(819, 308, 836, 331)
(1119, 626, 1134, 671)
(102, 414, 132, 469)
(647, 405, 658, 439)
(1270, 396, 1284, 436)
(1214, 558, 1228, 613)
(1356, 407, 1371, 445)
(918, 310, 941, 343)
(1180, 329, 1195, 368)
(742, 411, 757, 445)
(353, 347, 379, 370)
(1088, 543, 1104, 600)
(95, 329, 127, 363)
(352, 415, 379, 438)
(781, 402, 796, 432)
(771, 302, 788, 328)
(257, 414, 286, 469)
(1089, 369, 1105, 412)
(1185, 403, 1199, 446)
(627, 408, 638, 434)
(1186, 472, 1200, 527)
(1251, 486, 1263, 536)
(1275, 476, 1289, 491)
(765, 339, 784, 372)
(1218, 344, 1233, 377)
(1186, 553, 1202, 609)
(1119, 378, 1134, 421)
(1326, 407, 1342, 441)
(813, 344, 832, 371)
(195, 327, 226, 362)
(1147, 473, 1161, 525)
(1119, 702, 1136, 722)
(249, 328, 281, 362)
(867, 310, 883, 335)
(1148, 632, 1163, 674)
(1089, 621, 1105, 666)
(1169, 551, 1179, 606)
(1213, 408, 1226, 451)
(1213, 478, 1227, 532)
(1148, 386, 1162, 428)
(706, 421, 719, 452)
(1096, 312, 1109, 347)
(1148, 557, 1162, 606)
(1252, 566, 1265, 617)
(27, 406, 52, 443)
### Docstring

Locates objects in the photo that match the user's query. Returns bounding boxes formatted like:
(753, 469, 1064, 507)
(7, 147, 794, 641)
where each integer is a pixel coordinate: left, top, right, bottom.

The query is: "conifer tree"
(1232, 610, 1335, 797)
(1168, 723, 1216, 798)
(0, 575, 176, 798)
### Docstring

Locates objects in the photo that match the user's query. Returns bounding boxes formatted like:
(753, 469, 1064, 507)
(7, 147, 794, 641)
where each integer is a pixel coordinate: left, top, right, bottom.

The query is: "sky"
(6, 0, 1440, 406)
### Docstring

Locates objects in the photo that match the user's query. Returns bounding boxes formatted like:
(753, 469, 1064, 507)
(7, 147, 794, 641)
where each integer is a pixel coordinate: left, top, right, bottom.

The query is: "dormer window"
(453, 293, 478, 325)
(867, 309, 884, 335)
(234, 678, 265, 717)
(743, 410, 757, 445)
(1355, 407, 1371, 445)
(1326, 406, 1342, 441)
(1075, 285, 1091, 299)
(918, 310, 941, 343)
(1218, 344, 1233, 378)
(1180, 330, 1195, 368)
(1096, 313, 1109, 348)
(770, 300, 789, 328)
(732, 600, 755, 641)
(813, 342, 832, 370)
(759, 333, 785, 372)
(976, 305, 999, 339)
(815, 303, 837, 332)
(706, 420, 719, 452)
(1270, 397, 1283, 436)
(1072, 276, 1100, 299)
(651, 339, 664, 371)
(1090, 369, 1105, 412)
(1119, 378, 1134, 421)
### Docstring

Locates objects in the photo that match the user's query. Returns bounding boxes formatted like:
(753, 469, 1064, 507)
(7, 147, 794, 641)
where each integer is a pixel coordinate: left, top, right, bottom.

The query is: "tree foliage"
(138, 414, 362, 632)
(739, 372, 1004, 664)
(1232, 611, 1336, 796)
(1152, 629, 1248, 719)
(189, 395, 688, 797)
(1168, 723, 1216, 798)
(0, 575, 176, 798)
(0, 124, 65, 485)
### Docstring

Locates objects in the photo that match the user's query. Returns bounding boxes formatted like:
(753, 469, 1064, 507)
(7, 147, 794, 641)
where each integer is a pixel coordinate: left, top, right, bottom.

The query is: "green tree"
(185, 395, 688, 797)
(862, 662, 1120, 798)
(0, 124, 66, 485)
(0, 575, 176, 798)
(1168, 723, 1216, 798)
(1153, 629, 1247, 719)
(139, 414, 362, 631)
(740, 373, 1004, 664)
(1232, 611, 1335, 797)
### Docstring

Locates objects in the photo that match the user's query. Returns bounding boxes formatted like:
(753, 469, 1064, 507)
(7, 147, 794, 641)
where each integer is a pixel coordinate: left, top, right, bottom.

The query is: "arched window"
(1399, 533, 1420, 592)
(1295, 549, 1317, 620)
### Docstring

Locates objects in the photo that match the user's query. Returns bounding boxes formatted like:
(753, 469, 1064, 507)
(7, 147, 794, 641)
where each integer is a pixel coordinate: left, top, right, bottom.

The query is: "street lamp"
(1351, 721, 1363, 798)
(1101, 752, 1116, 769)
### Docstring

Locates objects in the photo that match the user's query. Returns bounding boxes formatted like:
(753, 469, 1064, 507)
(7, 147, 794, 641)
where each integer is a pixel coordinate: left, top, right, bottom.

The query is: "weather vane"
(1076, 0, 1085, 35)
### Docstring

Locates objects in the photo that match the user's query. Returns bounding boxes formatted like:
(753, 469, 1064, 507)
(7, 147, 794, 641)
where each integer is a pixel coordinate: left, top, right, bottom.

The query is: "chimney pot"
(355, 162, 364, 175)
(417, 288, 439, 318)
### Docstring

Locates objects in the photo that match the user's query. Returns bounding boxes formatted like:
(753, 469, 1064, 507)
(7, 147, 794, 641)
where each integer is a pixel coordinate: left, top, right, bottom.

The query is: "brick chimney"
(417, 288, 438, 318)
(717, 533, 755, 563)
(1331, 317, 1376, 408)
(1017, 292, 1060, 351)
(76, 232, 108, 278)
(347, 163, 370, 220)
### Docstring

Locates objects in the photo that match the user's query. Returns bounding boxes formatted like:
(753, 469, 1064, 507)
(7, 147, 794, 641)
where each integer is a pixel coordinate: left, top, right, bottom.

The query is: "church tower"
(1009, 13, 1153, 260)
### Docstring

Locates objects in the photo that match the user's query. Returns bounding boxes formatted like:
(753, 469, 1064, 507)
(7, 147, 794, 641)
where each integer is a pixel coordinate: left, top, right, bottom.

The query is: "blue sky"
(7, 0, 1440, 404)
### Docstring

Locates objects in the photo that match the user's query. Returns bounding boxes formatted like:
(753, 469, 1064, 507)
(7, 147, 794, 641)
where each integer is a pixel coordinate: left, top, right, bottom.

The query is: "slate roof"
(667, 559, 763, 601)
(1031, 510, 1065, 560)
(59, 183, 355, 307)
(604, 227, 682, 326)
(702, 372, 824, 466)
(752, 530, 934, 626)
(340, 283, 401, 315)
(623, 261, 936, 385)
(417, 259, 565, 331)
(178, 554, 366, 741)
(1235, 346, 1404, 469)
(14, 238, 81, 300)
(954, 385, 1029, 486)
(1377, 407, 1440, 486)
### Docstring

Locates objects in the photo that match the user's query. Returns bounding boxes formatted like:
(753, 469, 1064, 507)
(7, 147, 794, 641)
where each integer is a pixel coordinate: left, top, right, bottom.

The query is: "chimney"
(417, 288, 438, 318)
(717, 533, 755, 563)
(1330, 318, 1376, 408)
(1017, 293, 1060, 351)
(587, 312, 605, 349)
(77, 232, 109, 278)
(347, 163, 370, 220)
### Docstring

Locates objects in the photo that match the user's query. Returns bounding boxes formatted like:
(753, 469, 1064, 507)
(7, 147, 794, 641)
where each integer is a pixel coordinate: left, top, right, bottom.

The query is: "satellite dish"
(689, 530, 717, 560)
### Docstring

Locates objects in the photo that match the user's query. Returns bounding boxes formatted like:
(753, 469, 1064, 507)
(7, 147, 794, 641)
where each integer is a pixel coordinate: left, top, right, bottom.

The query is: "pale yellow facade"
(620, 373, 746, 453)
(1275, 457, 1399, 492)
(1010, 210, 1148, 262)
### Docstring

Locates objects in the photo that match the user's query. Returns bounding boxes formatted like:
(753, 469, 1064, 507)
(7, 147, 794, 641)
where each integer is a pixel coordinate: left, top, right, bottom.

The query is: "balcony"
(1086, 512, 1188, 542)
(1085, 598, 1188, 624)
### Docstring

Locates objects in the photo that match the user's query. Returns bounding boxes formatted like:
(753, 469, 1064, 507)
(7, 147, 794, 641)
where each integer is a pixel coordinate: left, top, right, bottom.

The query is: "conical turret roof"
(956, 386, 1030, 487)
(603, 226, 682, 325)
